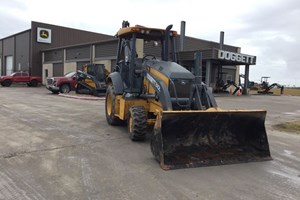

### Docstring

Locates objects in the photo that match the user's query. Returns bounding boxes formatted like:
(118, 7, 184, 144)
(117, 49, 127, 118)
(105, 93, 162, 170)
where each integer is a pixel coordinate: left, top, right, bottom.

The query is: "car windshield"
(64, 71, 76, 78)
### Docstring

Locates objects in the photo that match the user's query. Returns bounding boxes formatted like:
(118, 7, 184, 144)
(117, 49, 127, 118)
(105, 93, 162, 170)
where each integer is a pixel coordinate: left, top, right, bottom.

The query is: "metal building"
(1, 21, 256, 93)
(0, 21, 114, 76)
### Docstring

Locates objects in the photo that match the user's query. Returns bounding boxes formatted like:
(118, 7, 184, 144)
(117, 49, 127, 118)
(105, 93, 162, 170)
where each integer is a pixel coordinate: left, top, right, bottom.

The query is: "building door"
(53, 63, 64, 77)
(6, 56, 13, 75)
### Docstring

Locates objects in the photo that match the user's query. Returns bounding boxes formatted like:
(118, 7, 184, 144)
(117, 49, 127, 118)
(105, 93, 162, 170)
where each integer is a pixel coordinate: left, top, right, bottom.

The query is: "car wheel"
(29, 80, 38, 87)
(2, 80, 12, 87)
(60, 84, 70, 93)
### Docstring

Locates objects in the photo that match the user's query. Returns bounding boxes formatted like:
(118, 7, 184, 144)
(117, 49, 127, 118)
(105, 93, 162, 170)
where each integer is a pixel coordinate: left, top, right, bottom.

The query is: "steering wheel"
(142, 55, 156, 63)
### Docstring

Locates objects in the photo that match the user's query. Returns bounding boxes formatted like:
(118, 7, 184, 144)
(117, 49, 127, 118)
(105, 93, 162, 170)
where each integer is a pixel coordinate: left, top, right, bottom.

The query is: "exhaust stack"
(180, 21, 186, 51)
(219, 31, 224, 50)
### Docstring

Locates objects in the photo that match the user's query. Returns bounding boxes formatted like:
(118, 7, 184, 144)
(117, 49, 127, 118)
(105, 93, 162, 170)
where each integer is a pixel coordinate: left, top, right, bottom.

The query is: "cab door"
(21, 72, 30, 82)
(12, 72, 22, 82)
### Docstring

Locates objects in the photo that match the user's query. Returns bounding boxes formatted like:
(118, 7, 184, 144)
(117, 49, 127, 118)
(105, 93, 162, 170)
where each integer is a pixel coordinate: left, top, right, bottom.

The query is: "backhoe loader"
(76, 64, 108, 96)
(105, 21, 271, 170)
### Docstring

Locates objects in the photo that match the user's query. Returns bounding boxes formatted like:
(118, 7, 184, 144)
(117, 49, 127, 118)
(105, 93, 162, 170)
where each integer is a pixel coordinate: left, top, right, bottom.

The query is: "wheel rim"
(62, 85, 69, 93)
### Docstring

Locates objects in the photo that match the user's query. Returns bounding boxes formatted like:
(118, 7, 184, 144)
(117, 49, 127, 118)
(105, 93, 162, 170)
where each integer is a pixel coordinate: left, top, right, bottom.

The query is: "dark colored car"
(0, 72, 42, 87)
(46, 71, 77, 94)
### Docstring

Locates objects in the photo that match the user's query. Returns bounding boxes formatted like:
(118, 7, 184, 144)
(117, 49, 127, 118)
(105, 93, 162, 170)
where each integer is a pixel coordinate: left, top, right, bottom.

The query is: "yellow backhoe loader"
(105, 21, 271, 170)
(76, 64, 108, 96)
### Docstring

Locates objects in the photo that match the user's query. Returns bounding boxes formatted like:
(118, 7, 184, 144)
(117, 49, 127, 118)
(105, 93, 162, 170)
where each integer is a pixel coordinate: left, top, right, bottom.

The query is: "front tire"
(127, 106, 147, 141)
(105, 84, 124, 125)
(1, 80, 12, 87)
(60, 84, 71, 93)
(29, 79, 38, 87)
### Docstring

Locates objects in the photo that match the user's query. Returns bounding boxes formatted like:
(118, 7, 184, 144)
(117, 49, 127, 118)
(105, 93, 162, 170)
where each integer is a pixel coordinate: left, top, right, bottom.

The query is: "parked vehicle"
(0, 71, 42, 87)
(105, 21, 271, 170)
(46, 71, 77, 94)
(75, 64, 108, 96)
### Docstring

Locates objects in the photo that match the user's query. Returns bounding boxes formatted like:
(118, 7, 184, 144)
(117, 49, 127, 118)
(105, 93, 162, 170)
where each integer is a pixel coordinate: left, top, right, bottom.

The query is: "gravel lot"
(0, 86, 299, 200)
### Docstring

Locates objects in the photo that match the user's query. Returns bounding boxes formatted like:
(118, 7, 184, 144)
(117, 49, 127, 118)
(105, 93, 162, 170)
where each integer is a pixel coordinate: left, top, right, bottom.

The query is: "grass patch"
(272, 121, 300, 134)
(281, 88, 300, 96)
(270, 88, 300, 96)
(251, 88, 300, 96)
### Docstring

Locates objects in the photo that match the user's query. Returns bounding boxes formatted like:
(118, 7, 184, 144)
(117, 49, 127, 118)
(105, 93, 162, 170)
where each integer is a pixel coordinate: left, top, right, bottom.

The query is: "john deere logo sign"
(40, 30, 49, 38)
(37, 27, 51, 43)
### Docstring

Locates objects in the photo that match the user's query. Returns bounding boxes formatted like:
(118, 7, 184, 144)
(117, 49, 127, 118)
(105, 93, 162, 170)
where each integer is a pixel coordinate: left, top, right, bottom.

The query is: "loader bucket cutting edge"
(150, 110, 272, 170)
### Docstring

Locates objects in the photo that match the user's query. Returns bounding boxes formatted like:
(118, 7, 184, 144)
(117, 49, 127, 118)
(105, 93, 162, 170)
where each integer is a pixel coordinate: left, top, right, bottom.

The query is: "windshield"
(64, 71, 76, 78)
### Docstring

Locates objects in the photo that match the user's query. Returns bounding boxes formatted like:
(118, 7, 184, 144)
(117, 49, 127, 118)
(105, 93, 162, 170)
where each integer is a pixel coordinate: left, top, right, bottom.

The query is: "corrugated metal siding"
(2, 37, 14, 74)
(142, 36, 239, 62)
(177, 49, 215, 61)
(30, 21, 114, 76)
(15, 32, 30, 72)
(0, 40, 2, 54)
(31, 21, 113, 49)
(44, 50, 63, 62)
(66, 46, 90, 60)
(212, 48, 219, 59)
(3, 37, 14, 57)
(178, 36, 213, 50)
(95, 41, 118, 58)
(52, 63, 64, 76)
(178, 36, 239, 52)
(144, 41, 162, 58)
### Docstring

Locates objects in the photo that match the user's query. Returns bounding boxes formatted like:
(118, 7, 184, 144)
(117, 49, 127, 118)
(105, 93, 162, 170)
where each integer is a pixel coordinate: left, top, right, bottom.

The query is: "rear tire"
(105, 84, 124, 125)
(128, 106, 147, 141)
(1, 80, 12, 87)
(60, 84, 70, 93)
(29, 79, 38, 87)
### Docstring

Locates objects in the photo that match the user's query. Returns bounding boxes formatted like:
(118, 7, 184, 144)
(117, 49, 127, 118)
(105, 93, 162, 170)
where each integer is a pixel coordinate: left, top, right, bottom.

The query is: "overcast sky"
(1, 0, 299, 86)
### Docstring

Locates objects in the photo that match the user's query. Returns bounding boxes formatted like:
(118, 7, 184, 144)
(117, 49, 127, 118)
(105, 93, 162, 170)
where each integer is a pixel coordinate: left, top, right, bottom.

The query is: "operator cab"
(114, 21, 178, 93)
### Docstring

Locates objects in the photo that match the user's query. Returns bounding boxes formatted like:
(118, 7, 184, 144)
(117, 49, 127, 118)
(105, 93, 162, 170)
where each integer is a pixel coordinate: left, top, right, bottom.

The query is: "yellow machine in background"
(105, 21, 271, 170)
(257, 76, 284, 94)
(76, 64, 108, 96)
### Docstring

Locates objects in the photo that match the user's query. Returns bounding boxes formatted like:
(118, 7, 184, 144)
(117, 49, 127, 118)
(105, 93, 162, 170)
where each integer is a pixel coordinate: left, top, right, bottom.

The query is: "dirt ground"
(0, 86, 299, 200)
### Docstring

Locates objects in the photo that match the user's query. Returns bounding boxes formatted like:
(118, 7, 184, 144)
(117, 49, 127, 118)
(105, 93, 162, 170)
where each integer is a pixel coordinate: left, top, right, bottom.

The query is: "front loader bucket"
(150, 110, 271, 170)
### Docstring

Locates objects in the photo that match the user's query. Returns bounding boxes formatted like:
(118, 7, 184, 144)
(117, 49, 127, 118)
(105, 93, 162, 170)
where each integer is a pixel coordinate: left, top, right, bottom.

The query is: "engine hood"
(146, 60, 195, 80)
(48, 77, 68, 81)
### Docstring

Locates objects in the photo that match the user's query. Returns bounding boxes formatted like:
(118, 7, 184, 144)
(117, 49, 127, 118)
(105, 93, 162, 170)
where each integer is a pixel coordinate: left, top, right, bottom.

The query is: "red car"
(0, 71, 42, 87)
(46, 71, 77, 94)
